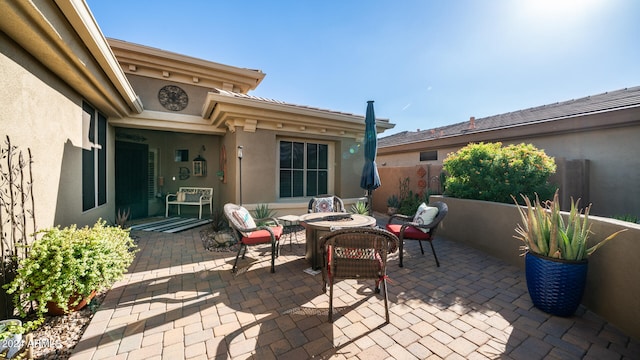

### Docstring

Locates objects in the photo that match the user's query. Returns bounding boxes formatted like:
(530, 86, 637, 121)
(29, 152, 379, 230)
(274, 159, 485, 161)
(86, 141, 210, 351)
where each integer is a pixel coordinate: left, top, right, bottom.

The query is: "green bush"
(397, 190, 430, 216)
(443, 142, 557, 204)
(4, 220, 138, 317)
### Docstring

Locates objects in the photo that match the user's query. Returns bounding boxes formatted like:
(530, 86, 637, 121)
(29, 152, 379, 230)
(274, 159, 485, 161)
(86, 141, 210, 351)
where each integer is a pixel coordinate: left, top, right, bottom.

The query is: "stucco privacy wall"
(430, 195, 640, 341)
(524, 125, 640, 216)
(1, 33, 113, 228)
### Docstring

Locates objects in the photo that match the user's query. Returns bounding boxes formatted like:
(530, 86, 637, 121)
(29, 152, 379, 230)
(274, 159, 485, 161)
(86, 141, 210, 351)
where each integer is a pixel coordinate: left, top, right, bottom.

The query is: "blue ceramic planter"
(525, 252, 588, 317)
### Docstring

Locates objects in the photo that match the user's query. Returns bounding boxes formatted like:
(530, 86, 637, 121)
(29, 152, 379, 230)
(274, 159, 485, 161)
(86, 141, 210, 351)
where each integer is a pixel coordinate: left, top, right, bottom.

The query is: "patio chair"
(321, 227, 399, 323)
(223, 203, 283, 273)
(385, 201, 448, 268)
(308, 195, 346, 213)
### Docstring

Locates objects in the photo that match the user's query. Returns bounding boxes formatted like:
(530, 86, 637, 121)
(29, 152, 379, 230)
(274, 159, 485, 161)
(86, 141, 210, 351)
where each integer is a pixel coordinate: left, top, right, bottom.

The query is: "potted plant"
(513, 190, 627, 316)
(0, 319, 24, 359)
(386, 194, 399, 215)
(4, 219, 138, 317)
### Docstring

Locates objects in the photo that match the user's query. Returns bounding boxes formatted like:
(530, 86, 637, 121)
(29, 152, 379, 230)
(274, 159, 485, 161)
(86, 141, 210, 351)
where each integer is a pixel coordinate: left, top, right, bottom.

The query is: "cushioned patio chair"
(385, 201, 448, 268)
(223, 203, 283, 273)
(308, 195, 346, 213)
(321, 227, 399, 323)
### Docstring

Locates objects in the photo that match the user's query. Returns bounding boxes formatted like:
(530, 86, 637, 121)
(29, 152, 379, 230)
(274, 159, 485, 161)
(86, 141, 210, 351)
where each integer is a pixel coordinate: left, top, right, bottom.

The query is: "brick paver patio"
(69, 215, 639, 359)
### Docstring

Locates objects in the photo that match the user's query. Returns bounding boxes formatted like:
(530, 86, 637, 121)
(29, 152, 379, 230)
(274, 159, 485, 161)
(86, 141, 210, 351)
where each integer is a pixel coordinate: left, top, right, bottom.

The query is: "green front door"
(115, 141, 148, 219)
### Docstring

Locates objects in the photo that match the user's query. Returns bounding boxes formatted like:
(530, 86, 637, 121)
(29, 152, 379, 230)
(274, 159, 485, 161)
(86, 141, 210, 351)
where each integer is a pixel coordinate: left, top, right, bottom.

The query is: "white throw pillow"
(232, 206, 256, 235)
(413, 202, 439, 233)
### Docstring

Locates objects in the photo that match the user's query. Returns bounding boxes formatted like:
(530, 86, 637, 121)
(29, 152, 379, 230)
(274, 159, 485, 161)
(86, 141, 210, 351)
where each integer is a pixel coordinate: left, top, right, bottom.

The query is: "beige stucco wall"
(431, 195, 640, 341)
(213, 129, 367, 215)
(121, 126, 370, 217)
(1, 33, 114, 228)
(126, 75, 209, 116)
(523, 125, 640, 216)
(378, 123, 640, 217)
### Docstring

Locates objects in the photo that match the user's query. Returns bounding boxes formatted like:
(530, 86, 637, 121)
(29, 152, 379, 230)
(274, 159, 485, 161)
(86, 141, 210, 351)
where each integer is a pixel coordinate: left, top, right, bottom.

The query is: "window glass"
(82, 101, 107, 211)
(279, 140, 330, 198)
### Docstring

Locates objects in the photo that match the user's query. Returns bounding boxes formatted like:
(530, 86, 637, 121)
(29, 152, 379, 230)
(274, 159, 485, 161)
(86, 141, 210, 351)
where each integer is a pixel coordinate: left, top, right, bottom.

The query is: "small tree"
(443, 142, 556, 204)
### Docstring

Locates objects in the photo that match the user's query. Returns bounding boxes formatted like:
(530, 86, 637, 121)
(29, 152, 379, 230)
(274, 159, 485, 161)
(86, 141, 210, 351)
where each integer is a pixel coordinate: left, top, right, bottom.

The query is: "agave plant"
(513, 190, 627, 260)
(252, 203, 278, 226)
(350, 201, 370, 215)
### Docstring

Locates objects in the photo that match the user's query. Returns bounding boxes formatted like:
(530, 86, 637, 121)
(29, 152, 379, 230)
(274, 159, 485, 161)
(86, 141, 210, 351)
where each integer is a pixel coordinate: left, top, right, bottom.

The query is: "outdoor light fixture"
(238, 145, 243, 205)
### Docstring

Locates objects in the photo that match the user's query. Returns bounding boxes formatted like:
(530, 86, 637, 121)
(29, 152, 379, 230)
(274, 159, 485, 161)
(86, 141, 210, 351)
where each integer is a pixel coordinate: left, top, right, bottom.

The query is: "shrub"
(443, 142, 557, 204)
(4, 220, 138, 317)
(397, 190, 430, 216)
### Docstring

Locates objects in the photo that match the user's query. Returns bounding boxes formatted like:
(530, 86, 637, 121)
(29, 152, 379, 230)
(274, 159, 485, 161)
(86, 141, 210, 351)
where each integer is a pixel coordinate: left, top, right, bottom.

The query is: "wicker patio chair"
(321, 227, 399, 323)
(385, 201, 448, 268)
(308, 195, 346, 213)
(223, 203, 283, 273)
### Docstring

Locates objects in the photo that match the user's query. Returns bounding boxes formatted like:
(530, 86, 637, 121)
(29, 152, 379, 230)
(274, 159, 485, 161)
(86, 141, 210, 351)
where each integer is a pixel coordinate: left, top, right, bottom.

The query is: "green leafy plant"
(350, 201, 370, 215)
(513, 190, 627, 260)
(386, 195, 399, 208)
(4, 219, 138, 317)
(444, 142, 557, 204)
(397, 190, 430, 216)
(0, 318, 43, 341)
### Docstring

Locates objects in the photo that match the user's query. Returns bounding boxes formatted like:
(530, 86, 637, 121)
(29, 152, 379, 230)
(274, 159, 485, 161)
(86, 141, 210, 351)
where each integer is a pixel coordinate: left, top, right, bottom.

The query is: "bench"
(165, 187, 213, 219)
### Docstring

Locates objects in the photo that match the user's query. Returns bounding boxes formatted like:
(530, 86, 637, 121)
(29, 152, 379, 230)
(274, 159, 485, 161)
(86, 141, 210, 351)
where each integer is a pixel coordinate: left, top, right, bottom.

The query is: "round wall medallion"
(158, 85, 188, 111)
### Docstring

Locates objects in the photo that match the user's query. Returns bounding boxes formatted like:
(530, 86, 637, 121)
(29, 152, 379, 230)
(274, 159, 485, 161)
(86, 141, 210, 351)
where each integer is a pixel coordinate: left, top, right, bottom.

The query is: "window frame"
(82, 101, 107, 212)
(277, 138, 334, 199)
(419, 150, 438, 162)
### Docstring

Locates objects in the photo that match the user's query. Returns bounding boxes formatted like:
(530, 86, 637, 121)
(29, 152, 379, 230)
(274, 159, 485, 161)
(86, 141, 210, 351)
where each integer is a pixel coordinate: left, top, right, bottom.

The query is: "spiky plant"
(350, 201, 370, 215)
(513, 190, 627, 260)
(252, 203, 277, 226)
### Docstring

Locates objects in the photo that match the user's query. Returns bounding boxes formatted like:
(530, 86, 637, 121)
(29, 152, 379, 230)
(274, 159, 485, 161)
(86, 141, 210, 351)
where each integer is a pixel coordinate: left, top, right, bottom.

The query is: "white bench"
(165, 187, 213, 219)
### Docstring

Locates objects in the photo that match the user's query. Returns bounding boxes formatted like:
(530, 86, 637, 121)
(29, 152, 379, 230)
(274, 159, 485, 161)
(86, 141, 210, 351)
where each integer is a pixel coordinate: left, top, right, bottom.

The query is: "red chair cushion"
(385, 224, 432, 240)
(241, 226, 283, 245)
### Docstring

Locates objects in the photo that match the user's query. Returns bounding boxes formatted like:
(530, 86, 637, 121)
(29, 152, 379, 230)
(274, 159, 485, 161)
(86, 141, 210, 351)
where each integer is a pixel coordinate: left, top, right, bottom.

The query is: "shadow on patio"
(69, 218, 638, 359)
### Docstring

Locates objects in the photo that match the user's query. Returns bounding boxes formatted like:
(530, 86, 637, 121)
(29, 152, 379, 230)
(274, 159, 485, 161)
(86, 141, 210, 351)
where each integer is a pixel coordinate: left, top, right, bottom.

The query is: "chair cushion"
(385, 223, 432, 240)
(184, 193, 201, 202)
(241, 226, 283, 245)
(413, 203, 439, 233)
(176, 191, 186, 202)
(314, 197, 335, 212)
(231, 206, 256, 235)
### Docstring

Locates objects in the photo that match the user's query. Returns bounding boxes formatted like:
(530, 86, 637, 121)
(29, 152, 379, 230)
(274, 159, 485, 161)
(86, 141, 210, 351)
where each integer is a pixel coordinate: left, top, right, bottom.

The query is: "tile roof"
(379, 86, 640, 148)
(211, 88, 365, 118)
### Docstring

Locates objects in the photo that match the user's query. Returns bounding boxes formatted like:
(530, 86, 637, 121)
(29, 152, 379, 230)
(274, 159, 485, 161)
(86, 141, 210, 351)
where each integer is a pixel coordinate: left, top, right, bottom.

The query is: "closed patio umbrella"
(360, 100, 381, 215)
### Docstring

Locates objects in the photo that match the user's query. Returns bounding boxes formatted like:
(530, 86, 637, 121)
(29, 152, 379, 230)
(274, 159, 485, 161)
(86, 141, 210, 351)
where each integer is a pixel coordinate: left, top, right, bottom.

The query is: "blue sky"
(86, 0, 640, 136)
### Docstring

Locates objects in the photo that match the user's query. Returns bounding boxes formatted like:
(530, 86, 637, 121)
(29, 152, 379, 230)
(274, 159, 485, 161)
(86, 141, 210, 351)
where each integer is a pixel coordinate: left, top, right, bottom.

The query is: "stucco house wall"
(377, 101, 640, 218)
(0, 31, 114, 229)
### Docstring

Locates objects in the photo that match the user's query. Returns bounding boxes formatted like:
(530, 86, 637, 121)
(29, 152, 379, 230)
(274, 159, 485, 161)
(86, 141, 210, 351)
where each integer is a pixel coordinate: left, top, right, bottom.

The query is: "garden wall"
(430, 195, 640, 341)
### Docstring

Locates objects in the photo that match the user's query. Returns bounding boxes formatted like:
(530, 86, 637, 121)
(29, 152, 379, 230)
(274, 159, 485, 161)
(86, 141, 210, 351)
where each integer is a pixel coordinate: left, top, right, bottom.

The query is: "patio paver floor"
(69, 215, 639, 359)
